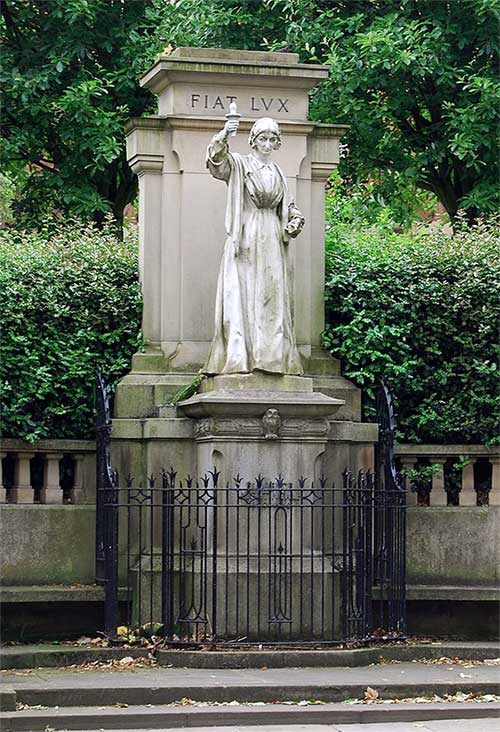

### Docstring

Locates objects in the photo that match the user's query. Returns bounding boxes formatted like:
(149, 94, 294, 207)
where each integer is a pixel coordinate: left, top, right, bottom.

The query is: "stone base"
(200, 373, 313, 394)
(114, 346, 362, 421)
(178, 388, 343, 420)
(131, 556, 342, 641)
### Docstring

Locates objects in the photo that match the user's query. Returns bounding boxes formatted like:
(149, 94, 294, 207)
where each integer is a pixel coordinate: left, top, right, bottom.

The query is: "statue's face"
(255, 131, 279, 156)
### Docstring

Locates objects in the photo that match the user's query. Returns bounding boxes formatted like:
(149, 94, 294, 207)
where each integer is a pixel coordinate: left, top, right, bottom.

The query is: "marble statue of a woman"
(203, 115, 305, 376)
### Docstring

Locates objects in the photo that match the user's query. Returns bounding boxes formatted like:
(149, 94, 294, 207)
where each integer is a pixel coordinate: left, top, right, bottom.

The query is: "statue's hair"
(248, 117, 282, 149)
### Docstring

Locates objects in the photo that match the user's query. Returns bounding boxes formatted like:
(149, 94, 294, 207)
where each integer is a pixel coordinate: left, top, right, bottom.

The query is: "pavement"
(39, 724, 499, 732)
(0, 650, 499, 730)
(2, 663, 499, 705)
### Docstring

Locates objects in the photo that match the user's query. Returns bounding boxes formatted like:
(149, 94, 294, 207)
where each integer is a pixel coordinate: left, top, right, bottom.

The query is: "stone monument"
(112, 47, 377, 487)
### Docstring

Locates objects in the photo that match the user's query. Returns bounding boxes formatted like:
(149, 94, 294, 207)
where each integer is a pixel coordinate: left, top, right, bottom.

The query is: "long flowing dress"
(203, 135, 303, 376)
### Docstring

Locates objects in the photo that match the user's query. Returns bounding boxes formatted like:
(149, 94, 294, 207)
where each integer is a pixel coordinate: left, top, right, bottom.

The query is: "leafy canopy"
(2, 0, 498, 224)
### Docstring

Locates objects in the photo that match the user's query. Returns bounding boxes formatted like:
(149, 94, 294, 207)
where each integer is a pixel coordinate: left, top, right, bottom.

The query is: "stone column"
(489, 456, 500, 506)
(71, 455, 85, 504)
(12, 452, 35, 503)
(430, 458, 447, 506)
(400, 457, 418, 506)
(0, 452, 6, 503)
(460, 458, 477, 506)
(40, 453, 63, 504)
(128, 145, 164, 352)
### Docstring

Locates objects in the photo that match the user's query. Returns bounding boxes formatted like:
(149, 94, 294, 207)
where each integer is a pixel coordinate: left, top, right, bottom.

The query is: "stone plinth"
(199, 373, 313, 394)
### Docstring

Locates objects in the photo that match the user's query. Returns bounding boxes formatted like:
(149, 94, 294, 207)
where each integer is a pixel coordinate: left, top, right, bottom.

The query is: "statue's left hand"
(285, 202, 305, 238)
(285, 219, 299, 236)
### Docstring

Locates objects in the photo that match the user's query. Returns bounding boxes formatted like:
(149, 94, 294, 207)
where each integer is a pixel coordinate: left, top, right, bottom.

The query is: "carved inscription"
(190, 94, 289, 114)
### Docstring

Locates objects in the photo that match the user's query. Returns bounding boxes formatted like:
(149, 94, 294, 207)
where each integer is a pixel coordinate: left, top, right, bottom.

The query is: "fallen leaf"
(364, 686, 379, 702)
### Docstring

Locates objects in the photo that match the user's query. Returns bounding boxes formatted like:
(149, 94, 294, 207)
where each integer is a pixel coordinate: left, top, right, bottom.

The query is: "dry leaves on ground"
(343, 691, 500, 705)
(364, 686, 380, 703)
(414, 656, 500, 667)
(59, 656, 156, 672)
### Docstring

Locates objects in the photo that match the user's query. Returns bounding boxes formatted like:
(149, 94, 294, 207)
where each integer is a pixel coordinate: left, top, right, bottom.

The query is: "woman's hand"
(221, 118, 239, 139)
(285, 202, 305, 238)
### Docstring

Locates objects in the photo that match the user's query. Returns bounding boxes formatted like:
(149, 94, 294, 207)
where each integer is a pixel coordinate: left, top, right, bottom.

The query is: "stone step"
(2, 642, 499, 672)
(3, 664, 499, 708)
(1, 702, 499, 732)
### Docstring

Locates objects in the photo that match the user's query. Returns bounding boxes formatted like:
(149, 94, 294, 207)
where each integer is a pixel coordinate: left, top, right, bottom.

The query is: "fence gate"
(96, 378, 406, 646)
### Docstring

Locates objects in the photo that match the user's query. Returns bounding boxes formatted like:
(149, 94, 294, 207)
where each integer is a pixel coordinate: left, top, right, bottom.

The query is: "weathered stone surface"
(200, 373, 313, 393)
(178, 390, 343, 419)
(406, 506, 500, 587)
(0, 506, 95, 585)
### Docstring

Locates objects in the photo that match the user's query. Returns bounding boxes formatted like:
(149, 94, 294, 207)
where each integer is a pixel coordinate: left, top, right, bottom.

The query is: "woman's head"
(248, 117, 282, 152)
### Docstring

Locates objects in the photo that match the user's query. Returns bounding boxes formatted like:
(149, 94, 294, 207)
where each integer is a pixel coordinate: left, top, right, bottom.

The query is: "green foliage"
(172, 374, 206, 405)
(270, 0, 500, 220)
(3, 0, 498, 224)
(1, 0, 164, 225)
(323, 185, 500, 444)
(0, 220, 142, 441)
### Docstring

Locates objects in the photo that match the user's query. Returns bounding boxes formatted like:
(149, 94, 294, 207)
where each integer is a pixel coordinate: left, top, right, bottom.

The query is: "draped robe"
(203, 137, 303, 376)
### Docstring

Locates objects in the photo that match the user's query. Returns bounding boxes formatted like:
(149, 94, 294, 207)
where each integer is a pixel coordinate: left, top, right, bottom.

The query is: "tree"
(269, 0, 499, 221)
(0, 0, 282, 227)
(1, 0, 164, 226)
(2, 1, 498, 225)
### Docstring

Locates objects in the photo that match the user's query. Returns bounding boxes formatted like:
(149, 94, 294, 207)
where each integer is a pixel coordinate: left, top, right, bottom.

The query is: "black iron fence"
(96, 377, 406, 646)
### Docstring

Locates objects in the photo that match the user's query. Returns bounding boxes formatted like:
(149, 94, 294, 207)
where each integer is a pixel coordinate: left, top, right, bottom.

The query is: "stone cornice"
(140, 56, 329, 96)
(126, 115, 347, 137)
(128, 152, 164, 176)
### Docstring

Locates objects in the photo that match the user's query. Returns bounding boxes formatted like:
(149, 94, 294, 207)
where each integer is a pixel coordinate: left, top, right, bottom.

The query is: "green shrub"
(0, 220, 142, 441)
(323, 192, 500, 444)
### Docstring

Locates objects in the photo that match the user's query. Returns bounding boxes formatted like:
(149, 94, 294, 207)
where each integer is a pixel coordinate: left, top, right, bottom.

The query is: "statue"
(202, 105, 305, 376)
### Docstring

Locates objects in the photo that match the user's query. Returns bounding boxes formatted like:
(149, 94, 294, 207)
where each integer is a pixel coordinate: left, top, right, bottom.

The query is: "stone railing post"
(0, 452, 6, 503)
(488, 456, 499, 506)
(430, 458, 447, 506)
(400, 457, 418, 506)
(460, 458, 477, 506)
(12, 452, 35, 503)
(71, 455, 85, 504)
(40, 453, 64, 504)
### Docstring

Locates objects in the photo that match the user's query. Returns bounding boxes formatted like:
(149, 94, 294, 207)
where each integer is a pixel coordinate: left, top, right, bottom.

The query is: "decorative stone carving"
(194, 412, 330, 440)
(194, 417, 262, 439)
(281, 418, 329, 437)
(193, 418, 214, 438)
(262, 408, 282, 440)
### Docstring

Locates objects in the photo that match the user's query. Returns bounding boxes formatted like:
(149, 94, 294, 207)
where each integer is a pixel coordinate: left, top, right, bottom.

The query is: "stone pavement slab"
(2, 662, 499, 704)
(23, 721, 499, 732)
(2, 702, 499, 731)
(2, 642, 499, 671)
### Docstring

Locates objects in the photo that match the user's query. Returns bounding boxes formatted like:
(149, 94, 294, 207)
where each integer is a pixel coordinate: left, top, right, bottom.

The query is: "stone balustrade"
(0, 439, 96, 505)
(1, 439, 497, 507)
(395, 444, 499, 507)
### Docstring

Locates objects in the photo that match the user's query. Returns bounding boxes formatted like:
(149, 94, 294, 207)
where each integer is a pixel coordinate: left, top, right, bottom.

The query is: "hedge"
(323, 194, 500, 444)
(1, 206, 498, 444)
(0, 220, 141, 441)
